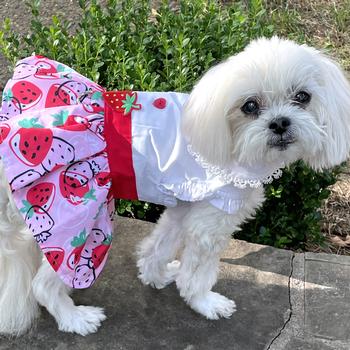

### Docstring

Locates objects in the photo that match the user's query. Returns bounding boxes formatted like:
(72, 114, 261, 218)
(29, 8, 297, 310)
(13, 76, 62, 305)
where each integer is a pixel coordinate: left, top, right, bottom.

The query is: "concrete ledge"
(0, 217, 349, 350)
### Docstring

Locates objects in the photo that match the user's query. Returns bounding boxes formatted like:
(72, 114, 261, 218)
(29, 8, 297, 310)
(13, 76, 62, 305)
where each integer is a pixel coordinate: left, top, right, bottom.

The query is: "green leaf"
(57, 64, 72, 73)
(20, 199, 32, 214)
(83, 189, 97, 204)
(18, 118, 43, 128)
(102, 234, 112, 245)
(122, 93, 141, 114)
(91, 91, 102, 100)
(3, 89, 13, 101)
(71, 229, 87, 247)
(52, 110, 69, 126)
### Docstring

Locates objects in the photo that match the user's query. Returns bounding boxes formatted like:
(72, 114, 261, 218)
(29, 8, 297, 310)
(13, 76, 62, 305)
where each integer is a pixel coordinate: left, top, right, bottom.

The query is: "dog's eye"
(241, 100, 259, 115)
(294, 91, 311, 104)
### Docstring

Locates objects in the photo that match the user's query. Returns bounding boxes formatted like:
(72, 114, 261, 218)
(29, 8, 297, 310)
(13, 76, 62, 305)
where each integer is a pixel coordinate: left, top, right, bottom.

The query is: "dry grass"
(316, 171, 350, 255)
(266, 0, 350, 68)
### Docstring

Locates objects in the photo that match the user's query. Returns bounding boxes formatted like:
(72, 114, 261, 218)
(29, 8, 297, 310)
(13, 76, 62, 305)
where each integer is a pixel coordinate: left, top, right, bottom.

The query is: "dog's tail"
(0, 165, 41, 336)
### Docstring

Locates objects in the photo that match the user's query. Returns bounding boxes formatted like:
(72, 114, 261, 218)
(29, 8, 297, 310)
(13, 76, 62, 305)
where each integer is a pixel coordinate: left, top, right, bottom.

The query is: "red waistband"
(103, 91, 139, 200)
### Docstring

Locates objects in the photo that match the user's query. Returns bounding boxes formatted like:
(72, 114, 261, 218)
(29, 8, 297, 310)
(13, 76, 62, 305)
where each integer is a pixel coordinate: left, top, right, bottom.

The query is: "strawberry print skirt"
(0, 56, 115, 288)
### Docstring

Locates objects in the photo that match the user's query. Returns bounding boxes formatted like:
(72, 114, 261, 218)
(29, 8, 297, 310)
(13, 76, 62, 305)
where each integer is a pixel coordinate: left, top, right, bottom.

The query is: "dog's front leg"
(32, 260, 106, 336)
(137, 203, 189, 289)
(175, 201, 241, 320)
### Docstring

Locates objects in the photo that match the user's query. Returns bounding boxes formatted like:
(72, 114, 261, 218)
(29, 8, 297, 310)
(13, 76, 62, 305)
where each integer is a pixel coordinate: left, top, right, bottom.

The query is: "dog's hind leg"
(32, 259, 106, 336)
(0, 174, 42, 335)
(137, 203, 188, 289)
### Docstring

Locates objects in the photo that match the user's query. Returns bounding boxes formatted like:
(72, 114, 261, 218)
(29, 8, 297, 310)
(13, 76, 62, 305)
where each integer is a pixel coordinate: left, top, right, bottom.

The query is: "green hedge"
(0, 0, 340, 249)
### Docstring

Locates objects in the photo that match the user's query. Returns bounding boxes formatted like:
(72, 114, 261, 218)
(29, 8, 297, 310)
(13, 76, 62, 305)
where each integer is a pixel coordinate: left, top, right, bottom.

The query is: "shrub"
(0, 0, 340, 249)
(237, 161, 341, 249)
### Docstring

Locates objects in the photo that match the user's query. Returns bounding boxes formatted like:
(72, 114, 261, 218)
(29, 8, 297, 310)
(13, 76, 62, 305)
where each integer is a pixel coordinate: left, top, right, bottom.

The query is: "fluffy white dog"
(1, 37, 350, 336)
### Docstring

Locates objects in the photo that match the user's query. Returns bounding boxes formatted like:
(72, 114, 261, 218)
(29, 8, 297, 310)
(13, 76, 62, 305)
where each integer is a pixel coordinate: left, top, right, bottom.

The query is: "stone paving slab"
(262, 249, 350, 350)
(0, 217, 292, 350)
(0, 216, 349, 350)
(304, 254, 350, 342)
(1, 217, 349, 349)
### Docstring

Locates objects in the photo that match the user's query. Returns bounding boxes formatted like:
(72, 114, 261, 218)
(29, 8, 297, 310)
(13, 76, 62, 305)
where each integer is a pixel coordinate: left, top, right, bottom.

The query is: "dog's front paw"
(189, 291, 236, 320)
(58, 306, 106, 336)
(138, 259, 181, 289)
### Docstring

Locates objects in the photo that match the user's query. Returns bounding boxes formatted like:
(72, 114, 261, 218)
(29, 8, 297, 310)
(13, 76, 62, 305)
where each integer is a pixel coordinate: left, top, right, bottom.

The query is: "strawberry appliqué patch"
(103, 91, 141, 114)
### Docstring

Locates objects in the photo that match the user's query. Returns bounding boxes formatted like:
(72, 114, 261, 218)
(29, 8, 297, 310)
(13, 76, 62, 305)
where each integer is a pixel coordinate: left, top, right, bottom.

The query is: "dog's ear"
(182, 60, 234, 166)
(306, 53, 350, 170)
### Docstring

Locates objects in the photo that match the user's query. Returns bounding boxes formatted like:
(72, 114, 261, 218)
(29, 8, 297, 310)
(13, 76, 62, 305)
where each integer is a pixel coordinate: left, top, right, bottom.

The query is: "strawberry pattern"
(0, 56, 114, 289)
(0, 56, 200, 291)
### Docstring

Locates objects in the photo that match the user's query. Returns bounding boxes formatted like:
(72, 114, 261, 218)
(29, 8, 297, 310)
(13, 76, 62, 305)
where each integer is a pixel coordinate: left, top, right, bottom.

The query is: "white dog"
(1, 37, 350, 336)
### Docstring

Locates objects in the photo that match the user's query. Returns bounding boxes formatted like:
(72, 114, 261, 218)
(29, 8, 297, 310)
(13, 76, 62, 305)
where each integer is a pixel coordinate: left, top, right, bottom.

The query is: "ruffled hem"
(158, 180, 213, 202)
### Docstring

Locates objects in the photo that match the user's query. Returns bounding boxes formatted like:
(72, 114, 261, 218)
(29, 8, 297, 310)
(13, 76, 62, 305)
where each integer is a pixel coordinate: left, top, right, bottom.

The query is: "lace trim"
(187, 145, 283, 189)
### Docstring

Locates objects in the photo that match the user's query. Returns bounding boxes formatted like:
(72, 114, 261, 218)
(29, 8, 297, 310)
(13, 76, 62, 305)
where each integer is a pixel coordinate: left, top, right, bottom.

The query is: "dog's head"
(182, 37, 350, 170)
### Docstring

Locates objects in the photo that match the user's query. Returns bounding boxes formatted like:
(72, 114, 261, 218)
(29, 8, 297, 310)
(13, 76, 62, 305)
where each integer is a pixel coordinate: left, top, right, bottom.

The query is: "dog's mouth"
(267, 136, 296, 151)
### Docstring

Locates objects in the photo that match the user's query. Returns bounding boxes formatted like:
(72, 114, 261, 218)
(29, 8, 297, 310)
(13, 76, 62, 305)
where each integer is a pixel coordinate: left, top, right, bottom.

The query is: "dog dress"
(0, 56, 284, 288)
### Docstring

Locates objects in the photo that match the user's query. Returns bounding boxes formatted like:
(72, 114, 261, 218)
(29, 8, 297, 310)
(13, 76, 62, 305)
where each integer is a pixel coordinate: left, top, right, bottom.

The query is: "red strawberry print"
(43, 247, 64, 272)
(59, 170, 96, 206)
(82, 102, 104, 114)
(11, 81, 43, 110)
(91, 234, 112, 269)
(0, 123, 10, 144)
(35, 61, 57, 75)
(95, 172, 110, 187)
(45, 82, 80, 108)
(9, 118, 53, 166)
(26, 182, 56, 213)
(21, 203, 54, 243)
(67, 229, 87, 270)
(52, 110, 90, 131)
(103, 91, 141, 114)
(34, 61, 72, 80)
(153, 97, 167, 109)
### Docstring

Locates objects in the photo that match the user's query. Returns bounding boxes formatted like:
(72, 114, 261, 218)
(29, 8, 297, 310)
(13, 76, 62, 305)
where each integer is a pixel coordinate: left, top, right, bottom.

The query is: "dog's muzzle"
(267, 117, 296, 150)
(268, 138, 296, 151)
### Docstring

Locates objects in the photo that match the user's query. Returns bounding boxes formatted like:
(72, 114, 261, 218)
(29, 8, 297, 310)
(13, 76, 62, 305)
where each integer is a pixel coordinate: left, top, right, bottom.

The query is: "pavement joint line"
(265, 253, 295, 350)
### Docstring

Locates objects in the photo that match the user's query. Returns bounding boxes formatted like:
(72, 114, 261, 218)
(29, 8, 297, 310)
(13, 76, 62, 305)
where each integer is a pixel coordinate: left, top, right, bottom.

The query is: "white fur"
(139, 37, 350, 319)
(1, 37, 350, 335)
(32, 260, 106, 335)
(0, 163, 41, 335)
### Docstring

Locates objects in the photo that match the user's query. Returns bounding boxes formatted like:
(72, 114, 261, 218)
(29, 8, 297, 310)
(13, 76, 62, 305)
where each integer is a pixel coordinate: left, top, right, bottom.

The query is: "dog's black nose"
(269, 117, 291, 135)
